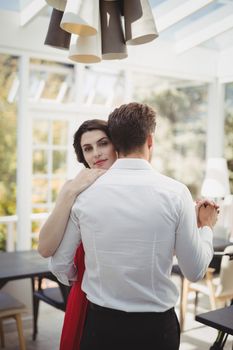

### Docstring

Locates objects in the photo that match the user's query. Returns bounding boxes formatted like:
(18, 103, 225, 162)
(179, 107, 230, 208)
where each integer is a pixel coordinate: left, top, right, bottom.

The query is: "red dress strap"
(59, 243, 88, 350)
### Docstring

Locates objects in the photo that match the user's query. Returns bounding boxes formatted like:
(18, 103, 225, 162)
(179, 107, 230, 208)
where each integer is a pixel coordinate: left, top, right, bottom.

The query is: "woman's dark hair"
(73, 119, 110, 168)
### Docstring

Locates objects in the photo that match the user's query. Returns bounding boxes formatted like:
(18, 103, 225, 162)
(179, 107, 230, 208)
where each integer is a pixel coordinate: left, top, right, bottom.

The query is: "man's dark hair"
(108, 102, 156, 155)
(73, 119, 110, 168)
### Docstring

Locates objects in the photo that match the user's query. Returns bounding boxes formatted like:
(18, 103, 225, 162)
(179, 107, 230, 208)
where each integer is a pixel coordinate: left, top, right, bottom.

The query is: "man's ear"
(147, 133, 154, 149)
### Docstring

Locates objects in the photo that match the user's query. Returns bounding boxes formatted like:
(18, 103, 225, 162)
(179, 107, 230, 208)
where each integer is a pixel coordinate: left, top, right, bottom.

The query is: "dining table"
(0, 249, 64, 339)
(0, 250, 52, 289)
(196, 304, 233, 349)
(172, 237, 233, 331)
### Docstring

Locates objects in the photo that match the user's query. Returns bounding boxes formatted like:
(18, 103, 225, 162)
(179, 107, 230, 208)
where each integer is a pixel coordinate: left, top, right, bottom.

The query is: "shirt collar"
(110, 158, 153, 170)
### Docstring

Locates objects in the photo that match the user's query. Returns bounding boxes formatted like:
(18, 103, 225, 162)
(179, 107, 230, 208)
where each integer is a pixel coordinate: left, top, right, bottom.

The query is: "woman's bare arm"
(38, 168, 105, 258)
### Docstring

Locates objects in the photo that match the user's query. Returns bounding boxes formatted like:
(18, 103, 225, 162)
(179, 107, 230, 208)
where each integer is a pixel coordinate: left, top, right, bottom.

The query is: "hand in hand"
(195, 198, 219, 229)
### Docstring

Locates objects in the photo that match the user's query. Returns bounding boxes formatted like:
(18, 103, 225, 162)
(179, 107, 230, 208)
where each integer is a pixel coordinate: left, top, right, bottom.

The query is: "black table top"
(0, 250, 52, 287)
(213, 238, 232, 252)
(196, 306, 233, 335)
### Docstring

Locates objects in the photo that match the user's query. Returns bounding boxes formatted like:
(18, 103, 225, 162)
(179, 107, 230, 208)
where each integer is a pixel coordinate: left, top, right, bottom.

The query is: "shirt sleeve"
(175, 186, 213, 282)
(48, 207, 81, 286)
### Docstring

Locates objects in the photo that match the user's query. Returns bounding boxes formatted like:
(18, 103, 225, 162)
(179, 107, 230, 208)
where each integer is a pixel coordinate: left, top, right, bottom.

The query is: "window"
(29, 59, 75, 103)
(82, 66, 125, 107)
(132, 72, 208, 198)
(224, 83, 233, 193)
(32, 119, 68, 213)
(0, 54, 18, 216)
(0, 53, 19, 250)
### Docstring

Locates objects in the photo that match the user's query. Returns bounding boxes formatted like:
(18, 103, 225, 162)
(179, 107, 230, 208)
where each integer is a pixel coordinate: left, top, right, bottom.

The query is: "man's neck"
(118, 152, 147, 160)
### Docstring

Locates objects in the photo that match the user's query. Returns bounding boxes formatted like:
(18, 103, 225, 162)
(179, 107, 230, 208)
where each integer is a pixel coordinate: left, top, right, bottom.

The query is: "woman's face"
(81, 130, 117, 169)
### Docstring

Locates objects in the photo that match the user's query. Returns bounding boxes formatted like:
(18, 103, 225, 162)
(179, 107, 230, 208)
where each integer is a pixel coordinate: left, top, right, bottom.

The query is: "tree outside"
(133, 81, 208, 199)
(0, 54, 18, 250)
(225, 83, 233, 193)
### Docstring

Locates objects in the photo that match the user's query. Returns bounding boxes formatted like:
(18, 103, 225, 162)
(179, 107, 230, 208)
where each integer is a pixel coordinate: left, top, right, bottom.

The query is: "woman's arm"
(38, 168, 105, 258)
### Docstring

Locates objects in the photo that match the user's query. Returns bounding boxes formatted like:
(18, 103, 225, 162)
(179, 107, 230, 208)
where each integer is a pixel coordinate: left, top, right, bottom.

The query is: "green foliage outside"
(0, 55, 17, 216)
(0, 54, 18, 251)
(224, 82, 233, 193)
(225, 110, 233, 193)
(141, 85, 207, 198)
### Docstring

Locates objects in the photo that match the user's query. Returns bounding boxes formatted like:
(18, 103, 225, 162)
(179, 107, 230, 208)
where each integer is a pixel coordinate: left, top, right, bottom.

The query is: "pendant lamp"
(44, 8, 71, 50)
(61, 0, 99, 36)
(100, 0, 127, 60)
(68, 17, 102, 64)
(45, 0, 67, 11)
(123, 0, 158, 45)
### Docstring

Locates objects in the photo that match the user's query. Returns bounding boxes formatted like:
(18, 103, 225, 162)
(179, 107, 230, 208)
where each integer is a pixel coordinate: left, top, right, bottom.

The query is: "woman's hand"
(38, 168, 105, 258)
(62, 168, 106, 197)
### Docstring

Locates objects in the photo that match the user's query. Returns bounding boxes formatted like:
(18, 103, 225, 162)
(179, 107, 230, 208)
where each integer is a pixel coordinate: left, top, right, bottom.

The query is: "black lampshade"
(44, 8, 71, 50)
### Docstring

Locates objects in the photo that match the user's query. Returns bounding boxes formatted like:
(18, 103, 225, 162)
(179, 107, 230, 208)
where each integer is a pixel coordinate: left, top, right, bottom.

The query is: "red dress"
(59, 243, 88, 350)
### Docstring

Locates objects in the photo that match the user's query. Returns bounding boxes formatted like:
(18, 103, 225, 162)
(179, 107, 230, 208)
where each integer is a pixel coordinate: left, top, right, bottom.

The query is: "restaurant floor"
(2, 282, 233, 349)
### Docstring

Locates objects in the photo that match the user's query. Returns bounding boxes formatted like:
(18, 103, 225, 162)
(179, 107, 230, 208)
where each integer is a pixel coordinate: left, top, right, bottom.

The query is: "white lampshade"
(123, 0, 158, 45)
(201, 157, 230, 198)
(61, 0, 99, 36)
(68, 16, 102, 64)
(46, 0, 67, 11)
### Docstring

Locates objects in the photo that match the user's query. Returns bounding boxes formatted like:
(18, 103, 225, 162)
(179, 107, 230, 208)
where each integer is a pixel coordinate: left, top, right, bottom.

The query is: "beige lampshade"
(201, 158, 230, 198)
(44, 8, 71, 50)
(61, 0, 99, 36)
(123, 0, 158, 45)
(68, 17, 102, 64)
(46, 0, 67, 11)
(100, 0, 127, 60)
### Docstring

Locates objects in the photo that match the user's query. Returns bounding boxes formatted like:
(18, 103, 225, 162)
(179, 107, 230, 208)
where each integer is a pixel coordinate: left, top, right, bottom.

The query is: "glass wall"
(0, 54, 18, 249)
(225, 82, 233, 193)
(32, 118, 69, 213)
(29, 59, 75, 103)
(0, 53, 215, 250)
(28, 59, 77, 217)
(0, 54, 18, 216)
(82, 66, 125, 108)
(132, 72, 208, 198)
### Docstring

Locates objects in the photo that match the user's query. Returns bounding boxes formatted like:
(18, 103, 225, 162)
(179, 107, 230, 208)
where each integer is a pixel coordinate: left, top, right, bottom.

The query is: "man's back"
(73, 159, 212, 312)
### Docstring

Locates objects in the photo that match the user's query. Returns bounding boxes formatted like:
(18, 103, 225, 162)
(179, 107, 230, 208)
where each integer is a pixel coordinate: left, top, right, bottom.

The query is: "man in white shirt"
(50, 102, 218, 350)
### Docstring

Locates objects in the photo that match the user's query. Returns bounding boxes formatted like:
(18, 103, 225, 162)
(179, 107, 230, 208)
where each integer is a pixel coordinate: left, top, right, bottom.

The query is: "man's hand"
(195, 199, 219, 229)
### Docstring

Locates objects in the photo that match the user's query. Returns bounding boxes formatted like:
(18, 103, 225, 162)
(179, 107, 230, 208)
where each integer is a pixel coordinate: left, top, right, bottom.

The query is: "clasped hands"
(196, 199, 219, 229)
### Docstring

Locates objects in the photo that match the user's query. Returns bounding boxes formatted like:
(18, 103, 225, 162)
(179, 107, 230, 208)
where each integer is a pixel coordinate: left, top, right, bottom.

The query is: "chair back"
(216, 245, 233, 298)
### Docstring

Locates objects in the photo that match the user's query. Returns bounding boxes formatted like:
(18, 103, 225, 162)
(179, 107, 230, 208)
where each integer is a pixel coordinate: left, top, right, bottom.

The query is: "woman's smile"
(94, 159, 107, 168)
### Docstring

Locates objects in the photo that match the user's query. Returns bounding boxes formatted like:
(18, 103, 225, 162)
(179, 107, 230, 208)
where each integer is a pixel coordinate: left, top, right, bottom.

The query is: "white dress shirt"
(49, 159, 213, 312)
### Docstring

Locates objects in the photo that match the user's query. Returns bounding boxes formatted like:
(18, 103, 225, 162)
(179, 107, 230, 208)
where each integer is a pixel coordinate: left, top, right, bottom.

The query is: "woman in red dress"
(38, 119, 117, 350)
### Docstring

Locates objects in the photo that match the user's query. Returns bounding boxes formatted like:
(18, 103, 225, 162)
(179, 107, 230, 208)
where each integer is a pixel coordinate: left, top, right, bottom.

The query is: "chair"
(32, 277, 70, 340)
(0, 291, 27, 350)
(181, 245, 233, 330)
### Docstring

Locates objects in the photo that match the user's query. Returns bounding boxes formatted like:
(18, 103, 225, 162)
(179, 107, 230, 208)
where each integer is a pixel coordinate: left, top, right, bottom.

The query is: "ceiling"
(0, 0, 232, 54)
(152, 0, 233, 53)
(0, 0, 233, 85)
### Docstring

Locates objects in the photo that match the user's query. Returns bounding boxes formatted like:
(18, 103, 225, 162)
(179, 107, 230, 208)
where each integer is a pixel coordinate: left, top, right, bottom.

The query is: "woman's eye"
(99, 141, 108, 147)
(84, 147, 91, 152)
